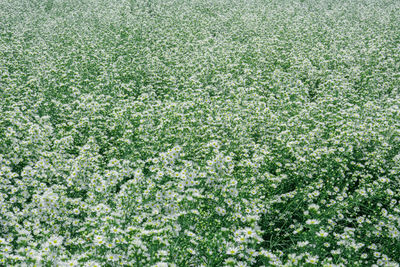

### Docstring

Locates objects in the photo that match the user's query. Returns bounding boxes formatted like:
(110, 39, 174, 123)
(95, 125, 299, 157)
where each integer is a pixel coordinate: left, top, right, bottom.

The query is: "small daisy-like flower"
(106, 254, 117, 262)
(247, 249, 258, 257)
(2, 246, 12, 253)
(187, 248, 196, 255)
(306, 256, 319, 265)
(361, 253, 368, 259)
(157, 250, 169, 257)
(236, 235, 247, 243)
(215, 206, 226, 216)
(48, 235, 63, 247)
(93, 235, 104, 246)
(67, 259, 79, 266)
(244, 228, 255, 238)
(316, 230, 328, 237)
(236, 261, 248, 267)
(106, 242, 115, 249)
(297, 241, 309, 247)
(84, 261, 101, 267)
(150, 165, 157, 172)
(224, 257, 237, 265)
(227, 247, 238, 255)
(306, 219, 320, 225)
(153, 263, 169, 267)
(356, 216, 365, 224)
(373, 252, 381, 258)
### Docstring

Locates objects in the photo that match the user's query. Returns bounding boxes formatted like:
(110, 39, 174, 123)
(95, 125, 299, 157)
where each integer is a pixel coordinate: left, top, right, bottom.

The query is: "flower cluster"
(1, 0, 399, 266)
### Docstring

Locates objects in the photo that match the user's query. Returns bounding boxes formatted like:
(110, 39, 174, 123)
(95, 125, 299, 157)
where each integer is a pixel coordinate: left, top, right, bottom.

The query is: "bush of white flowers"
(1, 0, 399, 266)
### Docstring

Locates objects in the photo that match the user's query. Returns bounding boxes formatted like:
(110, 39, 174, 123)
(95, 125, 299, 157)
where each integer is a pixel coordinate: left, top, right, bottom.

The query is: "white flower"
(48, 235, 63, 247)
(224, 257, 237, 265)
(316, 230, 329, 237)
(66, 259, 79, 266)
(235, 235, 247, 243)
(236, 261, 248, 267)
(93, 235, 105, 246)
(227, 246, 239, 255)
(244, 227, 256, 238)
(361, 253, 368, 259)
(84, 261, 101, 267)
(306, 256, 319, 264)
(2, 246, 12, 253)
(306, 219, 320, 225)
(106, 253, 117, 262)
(297, 241, 309, 247)
(308, 204, 320, 210)
(215, 206, 226, 216)
(187, 248, 197, 255)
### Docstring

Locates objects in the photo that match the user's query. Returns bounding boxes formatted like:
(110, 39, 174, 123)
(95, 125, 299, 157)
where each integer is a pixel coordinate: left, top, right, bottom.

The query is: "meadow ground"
(0, 0, 399, 266)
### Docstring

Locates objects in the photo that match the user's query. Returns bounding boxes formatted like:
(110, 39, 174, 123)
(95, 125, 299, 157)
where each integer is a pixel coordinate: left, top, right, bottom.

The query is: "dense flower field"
(1, 0, 400, 266)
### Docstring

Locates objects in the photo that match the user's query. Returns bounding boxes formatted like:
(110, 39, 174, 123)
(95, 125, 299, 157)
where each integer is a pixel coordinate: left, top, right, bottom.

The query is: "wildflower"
(316, 230, 329, 237)
(216, 206, 226, 216)
(224, 258, 237, 265)
(106, 253, 118, 262)
(247, 249, 258, 257)
(306, 219, 320, 225)
(84, 261, 101, 267)
(227, 247, 239, 255)
(308, 204, 320, 210)
(306, 256, 319, 265)
(297, 241, 309, 247)
(373, 252, 381, 258)
(2, 246, 12, 253)
(361, 253, 368, 259)
(187, 248, 196, 255)
(93, 235, 104, 246)
(66, 259, 79, 266)
(236, 235, 247, 243)
(157, 250, 169, 257)
(48, 235, 63, 247)
(236, 261, 247, 267)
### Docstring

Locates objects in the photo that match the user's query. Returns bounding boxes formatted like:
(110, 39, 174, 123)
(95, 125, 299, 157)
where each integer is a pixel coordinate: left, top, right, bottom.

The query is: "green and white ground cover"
(1, 0, 400, 266)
